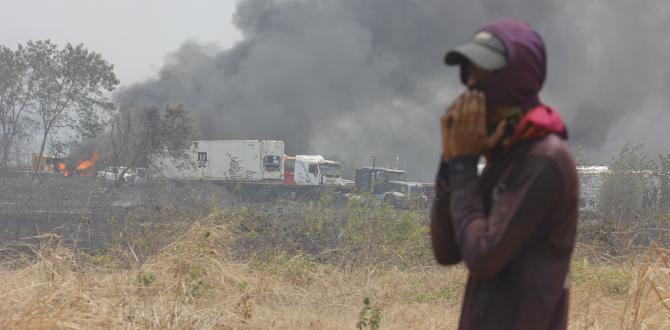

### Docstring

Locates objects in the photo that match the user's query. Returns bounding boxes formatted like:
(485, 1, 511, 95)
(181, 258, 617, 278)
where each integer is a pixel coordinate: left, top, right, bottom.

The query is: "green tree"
(26, 40, 118, 175)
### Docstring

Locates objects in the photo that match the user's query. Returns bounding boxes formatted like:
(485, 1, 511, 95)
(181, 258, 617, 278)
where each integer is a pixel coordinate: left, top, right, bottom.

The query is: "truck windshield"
(385, 171, 407, 182)
(320, 163, 341, 177)
(408, 185, 425, 194)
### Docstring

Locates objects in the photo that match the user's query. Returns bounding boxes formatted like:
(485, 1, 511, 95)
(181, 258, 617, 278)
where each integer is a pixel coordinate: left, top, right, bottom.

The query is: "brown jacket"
(431, 134, 579, 329)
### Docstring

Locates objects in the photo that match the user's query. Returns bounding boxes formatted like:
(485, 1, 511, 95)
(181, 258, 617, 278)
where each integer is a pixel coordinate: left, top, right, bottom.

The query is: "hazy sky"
(0, 0, 242, 85)
(3, 0, 669, 177)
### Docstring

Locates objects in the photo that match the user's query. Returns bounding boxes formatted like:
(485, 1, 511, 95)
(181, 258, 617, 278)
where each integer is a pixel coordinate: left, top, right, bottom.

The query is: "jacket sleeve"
(430, 160, 462, 265)
(448, 155, 562, 280)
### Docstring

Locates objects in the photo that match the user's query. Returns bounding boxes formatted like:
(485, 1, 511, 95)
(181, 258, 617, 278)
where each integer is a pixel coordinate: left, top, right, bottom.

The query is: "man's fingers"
(468, 91, 479, 125)
(487, 120, 507, 149)
(456, 91, 469, 128)
(447, 95, 464, 115)
(448, 108, 460, 147)
(452, 97, 462, 123)
(474, 91, 486, 131)
(441, 114, 450, 133)
(441, 115, 451, 160)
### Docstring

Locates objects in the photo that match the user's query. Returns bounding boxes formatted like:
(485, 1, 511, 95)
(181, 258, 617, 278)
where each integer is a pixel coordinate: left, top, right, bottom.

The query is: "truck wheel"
(383, 194, 397, 207)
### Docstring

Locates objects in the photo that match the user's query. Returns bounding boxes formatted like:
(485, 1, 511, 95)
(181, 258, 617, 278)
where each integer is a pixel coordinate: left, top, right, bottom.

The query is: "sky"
(0, 0, 242, 85)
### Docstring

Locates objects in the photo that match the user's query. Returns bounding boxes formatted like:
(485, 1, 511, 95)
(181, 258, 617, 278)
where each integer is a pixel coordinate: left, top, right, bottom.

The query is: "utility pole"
(371, 156, 376, 193)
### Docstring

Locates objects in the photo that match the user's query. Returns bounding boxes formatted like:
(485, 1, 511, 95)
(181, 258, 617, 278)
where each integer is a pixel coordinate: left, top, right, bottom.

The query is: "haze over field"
(2, 3, 670, 328)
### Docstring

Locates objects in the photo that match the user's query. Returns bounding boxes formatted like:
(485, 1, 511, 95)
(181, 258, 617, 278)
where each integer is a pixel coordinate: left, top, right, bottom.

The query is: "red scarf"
(507, 104, 567, 148)
(486, 105, 567, 162)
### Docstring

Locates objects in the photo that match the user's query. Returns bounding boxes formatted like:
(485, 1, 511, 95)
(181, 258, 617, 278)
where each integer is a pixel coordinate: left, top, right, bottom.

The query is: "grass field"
(0, 210, 668, 330)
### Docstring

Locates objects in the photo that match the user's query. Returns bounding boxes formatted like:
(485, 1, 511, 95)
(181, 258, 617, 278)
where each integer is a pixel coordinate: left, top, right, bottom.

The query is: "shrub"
(231, 192, 432, 269)
(356, 297, 382, 330)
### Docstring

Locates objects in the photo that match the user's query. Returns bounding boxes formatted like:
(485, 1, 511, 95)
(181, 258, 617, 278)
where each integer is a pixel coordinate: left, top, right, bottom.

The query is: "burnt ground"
(0, 173, 240, 254)
(0, 173, 413, 262)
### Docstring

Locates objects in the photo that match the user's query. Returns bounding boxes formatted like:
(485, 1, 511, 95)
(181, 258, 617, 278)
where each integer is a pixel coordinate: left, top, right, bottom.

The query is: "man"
(431, 19, 579, 329)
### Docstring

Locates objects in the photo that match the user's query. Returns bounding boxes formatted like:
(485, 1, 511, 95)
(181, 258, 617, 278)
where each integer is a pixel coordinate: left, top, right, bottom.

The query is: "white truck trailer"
(154, 140, 284, 181)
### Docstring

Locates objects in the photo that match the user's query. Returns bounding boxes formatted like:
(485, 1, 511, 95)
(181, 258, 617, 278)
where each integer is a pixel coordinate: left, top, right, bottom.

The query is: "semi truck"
(153, 140, 351, 201)
(353, 167, 433, 209)
(153, 140, 284, 181)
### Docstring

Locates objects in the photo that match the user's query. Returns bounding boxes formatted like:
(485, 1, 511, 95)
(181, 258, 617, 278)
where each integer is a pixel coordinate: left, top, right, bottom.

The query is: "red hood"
(508, 105, 567, 147)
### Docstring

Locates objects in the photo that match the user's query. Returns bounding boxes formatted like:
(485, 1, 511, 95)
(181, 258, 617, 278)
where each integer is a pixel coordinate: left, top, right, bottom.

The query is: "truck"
(32, 154, 59, 174)
(153, 140, 284, 181)
(153, 140, 353, 201)
(97, 166, 149, 185)
(353, 167, 433, 209)
(284, 155, 352, 186)
(152, 140, 434, 205)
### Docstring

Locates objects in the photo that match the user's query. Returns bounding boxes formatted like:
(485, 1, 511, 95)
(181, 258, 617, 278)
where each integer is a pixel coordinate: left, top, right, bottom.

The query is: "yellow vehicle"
(31, 154, 57, 173)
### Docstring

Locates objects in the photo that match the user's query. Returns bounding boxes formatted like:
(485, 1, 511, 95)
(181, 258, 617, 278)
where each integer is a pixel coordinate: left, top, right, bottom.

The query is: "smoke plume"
(115, 0, 670, 180)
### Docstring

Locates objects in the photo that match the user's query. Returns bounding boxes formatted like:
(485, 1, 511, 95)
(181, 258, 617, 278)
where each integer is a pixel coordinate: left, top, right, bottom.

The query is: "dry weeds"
(0, 218, 668, 329)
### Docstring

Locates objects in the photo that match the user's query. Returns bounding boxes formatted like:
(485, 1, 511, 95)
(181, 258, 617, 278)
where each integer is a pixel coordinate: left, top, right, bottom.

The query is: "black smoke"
(115, 0, 670, 180)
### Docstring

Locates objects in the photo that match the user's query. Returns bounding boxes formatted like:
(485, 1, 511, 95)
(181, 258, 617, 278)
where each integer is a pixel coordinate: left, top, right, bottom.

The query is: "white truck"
(290, 155, 352, 186)
(97, 166, 148, 185)
(154, 140, 284, 181)
(153, 141, 354, 201)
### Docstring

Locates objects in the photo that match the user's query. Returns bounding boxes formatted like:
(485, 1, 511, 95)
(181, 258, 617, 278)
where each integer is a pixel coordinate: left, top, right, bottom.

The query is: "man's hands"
(441, 91, 506, 162)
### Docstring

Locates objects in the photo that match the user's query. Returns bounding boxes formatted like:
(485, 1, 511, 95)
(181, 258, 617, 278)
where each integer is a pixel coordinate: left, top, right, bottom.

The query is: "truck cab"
(354, 167, 433, 209)
(291, 155, 351, 186)
(354, 167, 407, 194)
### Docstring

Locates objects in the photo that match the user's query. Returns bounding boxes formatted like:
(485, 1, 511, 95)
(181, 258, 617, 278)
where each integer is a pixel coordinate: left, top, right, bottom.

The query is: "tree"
(599, 143, 657, 221)
(104, 104, 196, 185)
(26, 40, 118, 175)
(0, 44, 35, 172)
(657, 153, 670, 213)
(571, 143, 594, 166)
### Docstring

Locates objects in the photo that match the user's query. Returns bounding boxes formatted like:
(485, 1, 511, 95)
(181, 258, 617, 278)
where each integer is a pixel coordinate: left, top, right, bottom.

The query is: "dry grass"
(0, 219, 668, 329)
(569, 244, 670, 330)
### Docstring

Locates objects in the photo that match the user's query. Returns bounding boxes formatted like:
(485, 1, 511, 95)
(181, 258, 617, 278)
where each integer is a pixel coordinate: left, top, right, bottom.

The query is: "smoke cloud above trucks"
(114, 0, 670, 180)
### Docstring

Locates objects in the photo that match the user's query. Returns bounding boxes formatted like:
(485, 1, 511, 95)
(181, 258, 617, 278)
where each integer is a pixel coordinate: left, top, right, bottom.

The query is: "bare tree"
(0, 44, 35, 172)
(104, 104, 196, 185)
(26, 40, 118, 175)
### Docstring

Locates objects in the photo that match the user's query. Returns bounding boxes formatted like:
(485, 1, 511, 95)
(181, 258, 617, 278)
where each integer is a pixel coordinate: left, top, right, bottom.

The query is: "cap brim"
(444, 43, 507, 70)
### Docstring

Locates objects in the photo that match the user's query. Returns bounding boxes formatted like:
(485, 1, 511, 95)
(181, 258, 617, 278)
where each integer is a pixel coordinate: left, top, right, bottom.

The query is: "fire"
(76, 152, 99, 172)
(73, 152, 100, 176)
(54, 152, 100, 177)
(56, 162, 71, 177)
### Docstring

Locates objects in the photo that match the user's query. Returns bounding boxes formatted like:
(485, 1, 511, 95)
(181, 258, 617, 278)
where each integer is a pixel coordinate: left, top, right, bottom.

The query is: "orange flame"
(53, 152, 99, 177)
(56, 162, 71, 177)
(72, 152, 100, 176)
(76, 152, 99, 172)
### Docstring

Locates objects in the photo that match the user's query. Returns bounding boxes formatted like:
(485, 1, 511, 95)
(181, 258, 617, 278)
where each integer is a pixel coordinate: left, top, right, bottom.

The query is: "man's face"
(466, 63, 494, 88)
(464, 63, 506, 126)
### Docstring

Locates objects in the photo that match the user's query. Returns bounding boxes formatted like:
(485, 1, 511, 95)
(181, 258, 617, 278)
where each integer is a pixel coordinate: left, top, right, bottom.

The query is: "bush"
(581, 143, 670, 254)
(231, 192, 432, 269)
(356, 297, 382, 330)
